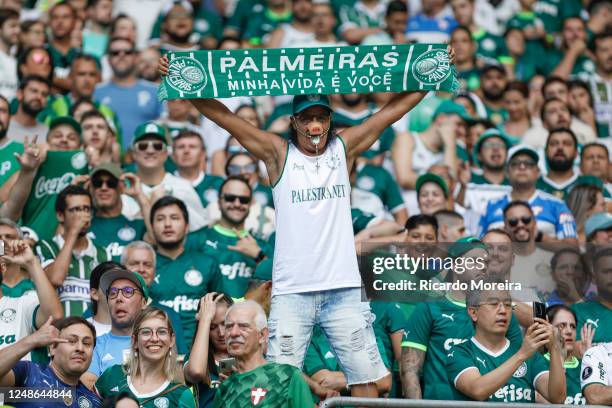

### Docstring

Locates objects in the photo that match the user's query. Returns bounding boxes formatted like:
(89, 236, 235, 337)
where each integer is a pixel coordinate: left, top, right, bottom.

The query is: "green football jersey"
(191, 225, 272, 298)
(541, 49, 596, 78)
(213, 363, 314, 407)
(193, 173, 224, 208)
(485, 105, 509, 126)
(0, 139, 23, 187)
(1, 279, 35, 297)
(22, 150, 89, 241)
(35, 235, 109, 316)
(447, 337, 548, 403)
(506, 11, 547, 56)
(243, 8, 292, 45)
(544, 353, 585, 405)
(457, 67, 481, 92)
(536, 174, 579, 200)
(533, 0, 583, 34)
(402, 295, 523, 400)
(90, 215, 145, 262)
(473, 29, 503, 60)
(253, 183, 274, 209)
(572, 300, 612, 344)
(355, 164, 405, 216)
(351, 208, 376, 234)
(96, 364, 195, 408)
(150, 249, 223, 345)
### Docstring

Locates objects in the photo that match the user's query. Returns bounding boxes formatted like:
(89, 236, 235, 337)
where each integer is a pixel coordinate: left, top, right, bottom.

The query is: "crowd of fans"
(0, 0, 610, 406)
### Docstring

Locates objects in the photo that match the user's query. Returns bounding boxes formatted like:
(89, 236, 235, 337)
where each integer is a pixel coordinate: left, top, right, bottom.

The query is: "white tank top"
(272, 137, 362, 295)
(411, 132, 444, 174)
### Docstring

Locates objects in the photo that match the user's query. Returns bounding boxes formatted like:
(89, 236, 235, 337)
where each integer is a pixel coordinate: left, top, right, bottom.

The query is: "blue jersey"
(478, 190, 577, 239)
(405, 14, 456, 43)
(93, 80, 164, 148)
(12, 361, 102, 408)
(87, 332, 131, 377)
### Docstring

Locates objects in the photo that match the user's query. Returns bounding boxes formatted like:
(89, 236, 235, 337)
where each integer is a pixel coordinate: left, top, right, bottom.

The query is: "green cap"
(416, 173, 449, 198)
(473, 128, 513, 166)
(573, 175, 604, 190)
(432, 100, 474, 123)
(507, 144, 539, 165)
(100, 268, 149, 301)
(90, 162, 121, 180)
(49, 116, 81, 135)
(252, 258, 273, 281)
(292, 94, 332, 115)
(448, 236, 488, 258)
(133, 122, 167, 145)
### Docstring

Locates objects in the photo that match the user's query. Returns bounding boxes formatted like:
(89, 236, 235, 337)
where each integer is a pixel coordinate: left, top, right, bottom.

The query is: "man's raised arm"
(159, 57, 285, 165)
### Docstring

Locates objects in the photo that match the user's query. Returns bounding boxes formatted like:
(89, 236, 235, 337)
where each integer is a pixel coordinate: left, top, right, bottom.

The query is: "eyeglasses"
(507, 216, 532, 227)
(67, 205, 92, 213)
(138, 327, 171, 339)
(477, 300, 514, 310)
(509, 160, 537, 169)
(107, 286, 142, 299)
(109, 49, 135, 57)
(227, 163, 257, 176)
(91, 177, 119, 189)
(482, 141, 506, 150)
(135, 141, 165, 152)
(222, 194, 251, 205)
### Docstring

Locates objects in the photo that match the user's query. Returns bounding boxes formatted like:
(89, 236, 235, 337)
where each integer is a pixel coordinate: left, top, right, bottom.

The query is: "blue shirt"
(87, 332, 131, 377)
(405, 13, 456, 43)
(12, 361, 101, 408)
(93, 80, 164, 148)
(477, 190, 577, 239)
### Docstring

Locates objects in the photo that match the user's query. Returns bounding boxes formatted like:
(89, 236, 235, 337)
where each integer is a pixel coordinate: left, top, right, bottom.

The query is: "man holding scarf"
(159, 47, 454, 398)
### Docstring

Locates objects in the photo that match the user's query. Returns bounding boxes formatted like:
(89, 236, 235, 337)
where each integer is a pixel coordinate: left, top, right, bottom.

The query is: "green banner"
(159, 44, 458, 100)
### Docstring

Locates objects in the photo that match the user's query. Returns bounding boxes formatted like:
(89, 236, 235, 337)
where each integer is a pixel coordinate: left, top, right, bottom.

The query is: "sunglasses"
(135, 141, 165, 152)
(509, 160, 537, 169)
(222, 194, 251, 205)
(227, 163, 257, 176)
(107, 286, 141, 300)
(109, 49, 135, 57)
(91, 177, 119, 189)
(507, 216, 533, 227)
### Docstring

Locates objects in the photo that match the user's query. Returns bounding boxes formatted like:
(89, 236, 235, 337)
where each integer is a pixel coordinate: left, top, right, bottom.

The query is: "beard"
(482, 161, 505, 172)
(22, 100, 44, 117)
(548, 157, 574, 172)
(341, 94, 364, 107)
(167, 30, 191, 44)
(156, 238, 183, 250)
(482, 87, 504, 102)
(0, 123, 7, 140)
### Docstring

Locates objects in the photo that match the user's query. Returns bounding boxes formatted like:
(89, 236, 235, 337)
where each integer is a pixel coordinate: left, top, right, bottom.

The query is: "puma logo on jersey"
(206, 240, 218, 249)
(476, 357, 487, 367)
(110, 386, 119, 392)
(447, 351, 454, 358)
(586, 319, 599, 328)
(442, 313, 455, 322)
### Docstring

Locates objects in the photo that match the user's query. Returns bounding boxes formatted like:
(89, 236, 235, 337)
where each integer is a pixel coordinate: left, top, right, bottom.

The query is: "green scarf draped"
(158, 44, 458, 100)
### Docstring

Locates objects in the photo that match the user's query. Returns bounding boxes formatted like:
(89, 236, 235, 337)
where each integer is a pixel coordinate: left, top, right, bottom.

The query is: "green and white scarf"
(159, 43, 459, 100)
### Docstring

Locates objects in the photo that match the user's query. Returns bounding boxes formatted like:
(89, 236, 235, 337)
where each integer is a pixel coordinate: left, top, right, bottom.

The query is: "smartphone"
(0, 240, 4, 256)
(533, 302, 547, 320)
(219, 357, 236, 375)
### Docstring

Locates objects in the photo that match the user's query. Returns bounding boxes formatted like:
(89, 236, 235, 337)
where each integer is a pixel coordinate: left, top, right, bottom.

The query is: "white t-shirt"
(581, 343, 612, 391)
(0, 50, 18, 100)
(272, 138, 361, 295)
(86, 317, 112, 337)
(121, 173, 208, 231)
(0, 292, 39, 360)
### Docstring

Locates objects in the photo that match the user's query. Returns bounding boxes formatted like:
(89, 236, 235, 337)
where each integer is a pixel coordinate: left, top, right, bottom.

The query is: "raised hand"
(120, 173, 144, 198)
(581, 322, 596, 353)
(519, 319, 551, 360)
(198, 292, 225, 323)
(15, 135, 43, 172)
(0, 240, 38, 268)
(227, 229, 261, 259)
(159, 56, 169, 77)
(29, 316, 68, 349)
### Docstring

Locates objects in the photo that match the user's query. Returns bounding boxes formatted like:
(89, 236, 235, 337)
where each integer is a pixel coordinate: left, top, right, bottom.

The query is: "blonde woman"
(95, 307, 196, 407)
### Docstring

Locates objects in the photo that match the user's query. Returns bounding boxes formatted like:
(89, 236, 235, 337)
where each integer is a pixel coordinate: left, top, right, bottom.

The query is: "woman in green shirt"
(545, 305, 595, 405)
(96, 307, 196, 407)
